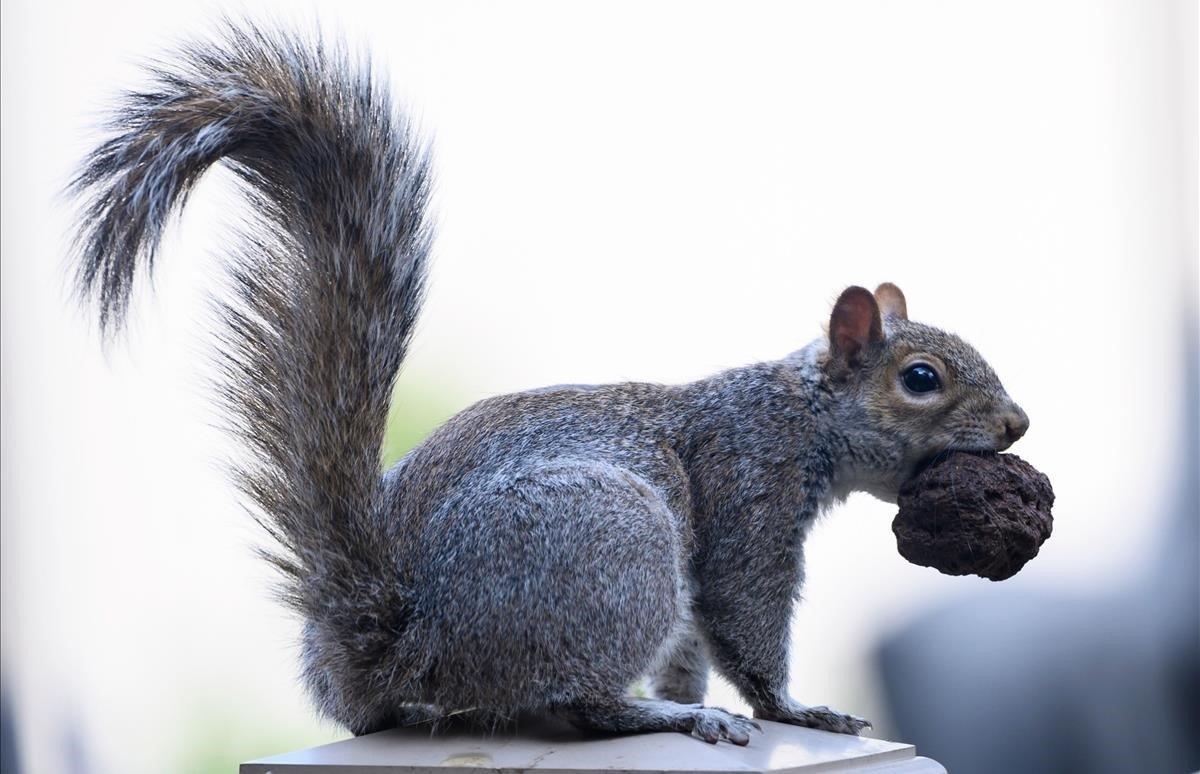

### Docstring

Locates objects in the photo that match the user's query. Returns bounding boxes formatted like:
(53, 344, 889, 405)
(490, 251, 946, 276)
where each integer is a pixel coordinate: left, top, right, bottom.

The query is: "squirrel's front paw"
(756, 702, 872, 736)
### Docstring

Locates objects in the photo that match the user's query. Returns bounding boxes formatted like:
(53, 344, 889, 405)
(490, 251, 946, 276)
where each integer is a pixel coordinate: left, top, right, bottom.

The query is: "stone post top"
(241, 717, 945, 773)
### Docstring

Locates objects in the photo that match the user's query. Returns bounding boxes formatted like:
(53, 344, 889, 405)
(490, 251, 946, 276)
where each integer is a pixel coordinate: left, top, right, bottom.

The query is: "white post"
(241, 718, 945, 773)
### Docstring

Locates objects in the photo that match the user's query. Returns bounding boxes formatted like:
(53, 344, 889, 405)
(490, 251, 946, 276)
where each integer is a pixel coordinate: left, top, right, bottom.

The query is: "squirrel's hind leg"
(563, 698, 760, 746)
(413, 459, 689, 712)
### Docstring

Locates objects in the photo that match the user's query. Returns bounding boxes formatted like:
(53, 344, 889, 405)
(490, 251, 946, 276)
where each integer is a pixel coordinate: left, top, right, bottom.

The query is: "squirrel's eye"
(902, 363, 941, 394)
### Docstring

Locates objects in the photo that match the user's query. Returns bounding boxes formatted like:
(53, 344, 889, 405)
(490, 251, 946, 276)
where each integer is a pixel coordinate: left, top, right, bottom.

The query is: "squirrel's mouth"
(912, 447, 998, 478)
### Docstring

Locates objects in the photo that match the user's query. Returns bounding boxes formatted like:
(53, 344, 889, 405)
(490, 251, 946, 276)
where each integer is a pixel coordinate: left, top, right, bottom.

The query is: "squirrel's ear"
(829, 286, 885, 368)
(874, 282, 907, 320)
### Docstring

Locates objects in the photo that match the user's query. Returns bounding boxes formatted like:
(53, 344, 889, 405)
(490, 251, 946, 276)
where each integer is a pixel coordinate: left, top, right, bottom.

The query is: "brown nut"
(893, 452, 1054, 581)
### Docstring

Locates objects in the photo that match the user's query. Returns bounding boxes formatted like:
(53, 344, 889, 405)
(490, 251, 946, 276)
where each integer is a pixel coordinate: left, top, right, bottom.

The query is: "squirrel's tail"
(70, 23, 433, 728)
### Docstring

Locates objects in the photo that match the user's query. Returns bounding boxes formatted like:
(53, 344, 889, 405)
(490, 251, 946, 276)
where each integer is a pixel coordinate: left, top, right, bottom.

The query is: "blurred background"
(2, 1, 1196, 772)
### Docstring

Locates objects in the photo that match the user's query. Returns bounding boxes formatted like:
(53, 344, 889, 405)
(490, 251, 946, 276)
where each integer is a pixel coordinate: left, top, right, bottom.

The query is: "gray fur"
(652, 628, 710, 705)
(70, 23, 1028, 745)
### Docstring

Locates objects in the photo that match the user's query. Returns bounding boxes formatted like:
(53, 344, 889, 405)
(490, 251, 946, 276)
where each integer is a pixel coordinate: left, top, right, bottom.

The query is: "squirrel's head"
(820, 283, 1029, 501)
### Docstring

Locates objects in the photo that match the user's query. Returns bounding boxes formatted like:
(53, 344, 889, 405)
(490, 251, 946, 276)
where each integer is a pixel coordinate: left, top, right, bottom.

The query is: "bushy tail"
(70, 23, 433, 724)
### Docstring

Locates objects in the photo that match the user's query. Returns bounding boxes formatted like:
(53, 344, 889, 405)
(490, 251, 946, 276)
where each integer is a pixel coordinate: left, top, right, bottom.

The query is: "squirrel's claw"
(757, 702, 872, 736)
(797, 705, 873, 735)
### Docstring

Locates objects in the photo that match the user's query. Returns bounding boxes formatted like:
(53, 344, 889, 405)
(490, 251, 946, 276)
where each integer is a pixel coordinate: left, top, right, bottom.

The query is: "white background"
(2, 1, 1196, 771)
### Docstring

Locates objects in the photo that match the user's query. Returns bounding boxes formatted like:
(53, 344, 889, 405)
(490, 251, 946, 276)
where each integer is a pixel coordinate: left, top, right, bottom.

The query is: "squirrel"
(69, 23, 1030, 746)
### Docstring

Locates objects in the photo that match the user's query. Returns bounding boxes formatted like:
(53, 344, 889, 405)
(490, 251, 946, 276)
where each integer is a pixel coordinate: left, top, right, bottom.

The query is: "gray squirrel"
(70, 23, 1030, 746)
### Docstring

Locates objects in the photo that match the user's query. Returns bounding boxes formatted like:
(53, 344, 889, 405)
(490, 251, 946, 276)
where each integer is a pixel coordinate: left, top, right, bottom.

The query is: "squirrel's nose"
(1002, 405, 1030, 445)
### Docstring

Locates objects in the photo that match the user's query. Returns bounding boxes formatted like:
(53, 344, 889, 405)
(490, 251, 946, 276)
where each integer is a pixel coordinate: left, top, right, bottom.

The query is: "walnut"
(893, 452, 1054, 581)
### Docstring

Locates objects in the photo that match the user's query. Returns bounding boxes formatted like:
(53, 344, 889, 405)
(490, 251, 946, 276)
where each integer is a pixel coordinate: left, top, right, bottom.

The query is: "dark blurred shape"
(877, 326, 1200, 774)
(1, 687, 20, 774)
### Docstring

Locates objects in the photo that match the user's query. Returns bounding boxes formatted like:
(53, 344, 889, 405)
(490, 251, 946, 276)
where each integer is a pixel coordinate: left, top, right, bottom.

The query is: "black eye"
(902, 363, 941, 394)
